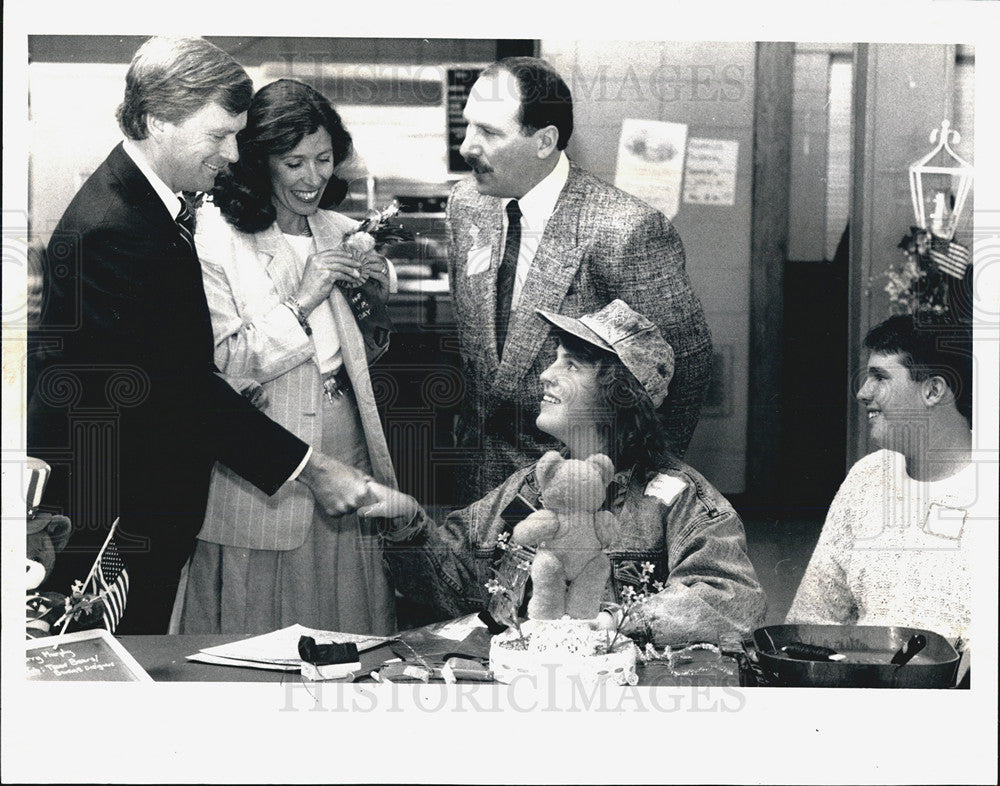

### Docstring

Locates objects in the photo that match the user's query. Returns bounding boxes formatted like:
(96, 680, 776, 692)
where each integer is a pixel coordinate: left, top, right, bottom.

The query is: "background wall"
(541, 40, 756, 493)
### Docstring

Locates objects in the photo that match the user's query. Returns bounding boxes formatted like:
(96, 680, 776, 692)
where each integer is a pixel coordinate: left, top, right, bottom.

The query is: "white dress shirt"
(283, 233, 343, 375)
(122, 138, 187, 220)
(502, 151, 570, 311)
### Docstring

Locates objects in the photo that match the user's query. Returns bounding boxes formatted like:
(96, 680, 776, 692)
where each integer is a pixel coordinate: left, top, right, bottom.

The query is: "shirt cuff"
(286, 445, 312, 484)
(379, 507, 428, 543)
(386, 257, 399, 294)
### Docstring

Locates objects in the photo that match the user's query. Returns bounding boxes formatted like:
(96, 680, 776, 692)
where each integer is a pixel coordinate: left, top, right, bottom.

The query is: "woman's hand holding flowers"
(342, 231, 390, 293)
(296, 248, 365, 314)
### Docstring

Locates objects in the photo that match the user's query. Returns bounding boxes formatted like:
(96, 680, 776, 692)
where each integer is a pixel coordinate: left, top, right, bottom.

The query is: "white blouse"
(283, 233, 342, 376)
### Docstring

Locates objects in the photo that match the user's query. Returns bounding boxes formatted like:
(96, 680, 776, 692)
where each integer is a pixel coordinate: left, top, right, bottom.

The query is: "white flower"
(344, 231, 377, 255)
(485, 579, 504, 595)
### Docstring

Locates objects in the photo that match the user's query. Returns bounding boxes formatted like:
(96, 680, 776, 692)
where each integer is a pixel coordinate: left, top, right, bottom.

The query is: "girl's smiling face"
(535, 343, 607, 445)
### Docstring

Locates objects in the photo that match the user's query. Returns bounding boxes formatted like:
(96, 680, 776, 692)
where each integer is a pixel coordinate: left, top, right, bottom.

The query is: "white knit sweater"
(787, 449, 976, 642)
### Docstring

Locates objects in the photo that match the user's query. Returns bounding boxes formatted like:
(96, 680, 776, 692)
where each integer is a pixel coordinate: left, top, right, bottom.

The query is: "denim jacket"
(383, 455, 766, 646)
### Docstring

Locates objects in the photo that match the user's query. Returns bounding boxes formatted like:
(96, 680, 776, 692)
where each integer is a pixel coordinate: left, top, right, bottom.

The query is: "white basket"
(489, 623, 638, 687)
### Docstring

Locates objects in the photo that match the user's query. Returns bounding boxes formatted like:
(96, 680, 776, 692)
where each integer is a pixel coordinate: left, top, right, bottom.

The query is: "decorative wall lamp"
(881, 121, 974, 316)
(908, 119, 974, 242)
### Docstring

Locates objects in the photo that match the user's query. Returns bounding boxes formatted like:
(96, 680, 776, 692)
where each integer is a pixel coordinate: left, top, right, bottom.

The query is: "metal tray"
(752, 624, 959, 688)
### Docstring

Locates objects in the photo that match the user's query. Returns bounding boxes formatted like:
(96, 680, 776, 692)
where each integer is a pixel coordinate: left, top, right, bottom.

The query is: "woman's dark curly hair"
(211, 79, 353, 233)
(555, 331, 672, 473)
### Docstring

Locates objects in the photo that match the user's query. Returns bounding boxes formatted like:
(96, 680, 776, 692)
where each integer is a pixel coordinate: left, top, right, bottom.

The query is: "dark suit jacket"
(447, 161, 712, 501)
(27, 143, 308, 631)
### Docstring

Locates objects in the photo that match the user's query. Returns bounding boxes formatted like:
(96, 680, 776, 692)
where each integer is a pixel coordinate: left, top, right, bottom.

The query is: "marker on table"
(780, 642, 847, 662)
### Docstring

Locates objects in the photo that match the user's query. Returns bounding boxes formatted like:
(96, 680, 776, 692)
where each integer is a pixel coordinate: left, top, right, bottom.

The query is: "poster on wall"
(683, 138, 740, 206)
(614, 119, 688, 219)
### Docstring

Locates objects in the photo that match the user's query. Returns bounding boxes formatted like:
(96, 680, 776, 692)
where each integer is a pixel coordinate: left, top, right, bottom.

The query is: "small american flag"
(929, 236, 972, 279)
(94, 538, 129, 632)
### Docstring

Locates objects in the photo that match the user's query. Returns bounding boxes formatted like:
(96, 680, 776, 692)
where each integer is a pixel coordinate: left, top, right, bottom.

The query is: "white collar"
(122, 138, 185, 220)
(506, 151, 569, 229)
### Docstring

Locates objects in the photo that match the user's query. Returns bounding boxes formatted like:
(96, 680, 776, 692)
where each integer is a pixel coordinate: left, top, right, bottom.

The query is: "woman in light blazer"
(173, 79, 398, 635)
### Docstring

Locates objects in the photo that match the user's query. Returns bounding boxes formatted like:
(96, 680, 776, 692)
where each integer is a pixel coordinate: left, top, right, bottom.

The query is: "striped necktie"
(175, 196, 196, 255)
(495, 199, 521, 359)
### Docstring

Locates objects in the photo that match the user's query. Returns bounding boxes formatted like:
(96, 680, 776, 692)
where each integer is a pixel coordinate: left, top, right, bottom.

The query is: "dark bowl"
(752, 624, 959, 688)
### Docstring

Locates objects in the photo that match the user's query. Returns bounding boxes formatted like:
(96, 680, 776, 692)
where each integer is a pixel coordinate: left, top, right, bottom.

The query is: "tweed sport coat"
(447, 160, 713, 500)
(194, 205, 398, 550)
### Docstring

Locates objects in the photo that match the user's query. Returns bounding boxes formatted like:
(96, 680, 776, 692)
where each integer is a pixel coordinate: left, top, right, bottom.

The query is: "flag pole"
(50, 517, 120, 645)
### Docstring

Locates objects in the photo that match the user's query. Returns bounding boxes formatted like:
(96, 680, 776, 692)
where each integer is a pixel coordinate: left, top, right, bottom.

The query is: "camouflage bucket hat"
(536, 299, 675, 407)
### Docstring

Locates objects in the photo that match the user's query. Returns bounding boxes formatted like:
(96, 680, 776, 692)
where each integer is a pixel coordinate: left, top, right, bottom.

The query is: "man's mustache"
(464, 156, 492, 174)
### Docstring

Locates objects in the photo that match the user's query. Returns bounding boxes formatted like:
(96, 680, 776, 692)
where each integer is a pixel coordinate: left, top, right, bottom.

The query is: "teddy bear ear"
(587, 453, 615, 485)
(535, 450, 564, 487)
(47, 516, 73, 553)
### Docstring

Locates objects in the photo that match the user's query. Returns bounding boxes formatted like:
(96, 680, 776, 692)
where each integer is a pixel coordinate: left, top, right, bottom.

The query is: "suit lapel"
(309, 210, 398, 488)
(455, 197, 505, 376)
(106, 143, 187, 250)
(254, 224, 302, 303)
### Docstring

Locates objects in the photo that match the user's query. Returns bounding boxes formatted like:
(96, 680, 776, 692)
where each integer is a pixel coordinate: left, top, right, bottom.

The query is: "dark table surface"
(117, 620, 742, 687)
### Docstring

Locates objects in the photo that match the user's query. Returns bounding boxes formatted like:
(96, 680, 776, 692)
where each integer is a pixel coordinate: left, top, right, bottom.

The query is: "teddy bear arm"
(510, 510, 560, 546)
(594, 510, 618, 547)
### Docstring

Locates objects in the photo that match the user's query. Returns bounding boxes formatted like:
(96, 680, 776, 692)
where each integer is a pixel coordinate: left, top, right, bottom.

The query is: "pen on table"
(780, 642, 847, 662)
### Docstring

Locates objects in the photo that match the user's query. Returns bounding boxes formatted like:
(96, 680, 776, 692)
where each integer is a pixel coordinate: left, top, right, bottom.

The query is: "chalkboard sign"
(26, 628, 152, 682)
(447, 67, 483, 172)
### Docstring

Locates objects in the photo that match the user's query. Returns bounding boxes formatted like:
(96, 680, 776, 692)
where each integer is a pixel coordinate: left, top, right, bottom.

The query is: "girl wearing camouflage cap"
(363, 300, 765, 645)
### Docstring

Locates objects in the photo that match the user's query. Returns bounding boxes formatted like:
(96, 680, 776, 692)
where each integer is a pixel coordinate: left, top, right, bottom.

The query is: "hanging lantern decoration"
(908, 119, 973, 242)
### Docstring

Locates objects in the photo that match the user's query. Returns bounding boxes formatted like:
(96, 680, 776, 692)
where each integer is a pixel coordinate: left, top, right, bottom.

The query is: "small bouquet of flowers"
(601, 559, 663, 652)
(880, 226, 972, 317)
(338, 201, 412, 362)
(343, 201, 412, 254)
(339, 200, 411, 293)
(483, 531, 534, 643)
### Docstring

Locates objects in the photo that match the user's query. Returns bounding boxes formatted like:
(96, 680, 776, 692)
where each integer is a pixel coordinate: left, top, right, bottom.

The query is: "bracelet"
(284, 297, 312, 336)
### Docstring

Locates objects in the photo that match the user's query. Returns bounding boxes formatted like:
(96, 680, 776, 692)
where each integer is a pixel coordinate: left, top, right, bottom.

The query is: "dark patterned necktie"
(495, 199, 521, 359)
(175, 196, 196, 255)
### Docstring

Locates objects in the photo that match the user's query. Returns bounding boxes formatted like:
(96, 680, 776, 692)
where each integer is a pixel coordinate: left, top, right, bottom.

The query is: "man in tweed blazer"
(448, 57, 712, 502)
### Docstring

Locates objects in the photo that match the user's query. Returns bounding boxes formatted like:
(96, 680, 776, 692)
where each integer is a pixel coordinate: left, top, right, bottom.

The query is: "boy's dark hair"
(864, 313, 972, 428)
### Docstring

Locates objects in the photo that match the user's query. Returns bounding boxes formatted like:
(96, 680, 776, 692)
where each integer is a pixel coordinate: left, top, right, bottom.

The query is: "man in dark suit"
(28, 36, 368, 634)
(448, 57, 712, 501)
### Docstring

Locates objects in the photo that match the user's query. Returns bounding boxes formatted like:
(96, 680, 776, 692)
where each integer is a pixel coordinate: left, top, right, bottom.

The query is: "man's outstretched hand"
(358, 480, 421, 521)
(296, 452, 370, 516)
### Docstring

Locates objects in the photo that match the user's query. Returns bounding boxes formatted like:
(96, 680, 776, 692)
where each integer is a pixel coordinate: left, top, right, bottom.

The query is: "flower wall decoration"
(880, 120, 974, 318)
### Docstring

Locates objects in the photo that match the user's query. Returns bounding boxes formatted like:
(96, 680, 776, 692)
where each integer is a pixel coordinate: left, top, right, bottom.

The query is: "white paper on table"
(682, 138, 739, 206)
(423, 613, 487, 641)
(193, 623, 394, 668)
(185, 652, 300, 671)
(614, 119, 688, 219)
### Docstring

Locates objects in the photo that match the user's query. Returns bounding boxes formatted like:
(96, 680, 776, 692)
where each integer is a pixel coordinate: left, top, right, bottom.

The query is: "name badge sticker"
(921, 503, 967, 542)
(466, 244, 493, 276)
